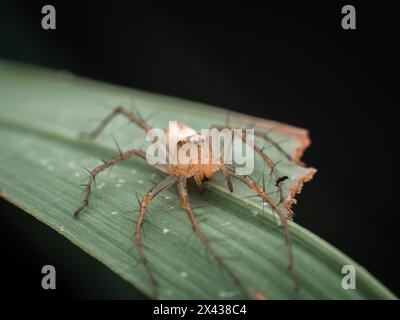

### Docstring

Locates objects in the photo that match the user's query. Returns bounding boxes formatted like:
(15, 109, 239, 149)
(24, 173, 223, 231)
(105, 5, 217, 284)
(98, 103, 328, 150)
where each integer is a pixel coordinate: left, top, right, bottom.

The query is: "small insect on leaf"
(275, 176, 289, 187)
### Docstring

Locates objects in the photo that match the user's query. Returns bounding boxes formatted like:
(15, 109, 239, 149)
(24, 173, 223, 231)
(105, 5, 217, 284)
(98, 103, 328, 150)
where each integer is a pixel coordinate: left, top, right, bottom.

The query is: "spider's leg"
(211, 124, 299, 164)
(224, 166, 298, 289)
(193, 175, 204, 193)
(176, 176, 249, 298)
(252, 142, 291, 213)
(83, 106, 153, 139)
(135, 175, 177, 299)
(221, 167, 234, 192)
(219, 138, 234, 193)
(74, 149, 145, 216)
(253, 129, 300, 164)
(212, 125, 292, 214)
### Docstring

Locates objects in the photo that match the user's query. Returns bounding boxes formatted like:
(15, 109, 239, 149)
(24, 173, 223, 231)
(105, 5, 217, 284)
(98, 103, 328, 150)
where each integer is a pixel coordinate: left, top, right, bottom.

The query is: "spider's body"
(164, 162, 220, 181)
(74, 106, 297, 299)
(161, 122, 221, 181)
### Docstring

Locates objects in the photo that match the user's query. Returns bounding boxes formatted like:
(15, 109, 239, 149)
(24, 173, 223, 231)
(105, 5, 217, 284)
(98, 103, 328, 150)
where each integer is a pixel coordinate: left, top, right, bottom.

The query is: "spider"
(74, 106, 298, 299)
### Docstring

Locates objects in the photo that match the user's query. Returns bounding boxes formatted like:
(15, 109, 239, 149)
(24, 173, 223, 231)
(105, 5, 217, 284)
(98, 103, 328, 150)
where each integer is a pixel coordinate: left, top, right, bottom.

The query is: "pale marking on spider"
(73, 106, 298, 299)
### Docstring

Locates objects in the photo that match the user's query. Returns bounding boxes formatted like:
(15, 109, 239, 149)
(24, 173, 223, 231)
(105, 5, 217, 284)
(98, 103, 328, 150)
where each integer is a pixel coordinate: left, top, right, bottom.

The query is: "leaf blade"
(0, 60, 395, 299)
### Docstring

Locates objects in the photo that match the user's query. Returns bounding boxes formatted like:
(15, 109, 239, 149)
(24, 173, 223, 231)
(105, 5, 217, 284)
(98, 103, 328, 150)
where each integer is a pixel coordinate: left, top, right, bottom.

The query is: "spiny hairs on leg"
(224, 165, 298, 288)
(212, 124, 294, 218)
(135, 175, 177, 299)
(81, 106, 153, 140)
(74, 149, 144, 216)
(75, 105, 153, 216)
(176, 176, 250, 298)
(252, 143, 293, 217)
(253, 129, 300, 165)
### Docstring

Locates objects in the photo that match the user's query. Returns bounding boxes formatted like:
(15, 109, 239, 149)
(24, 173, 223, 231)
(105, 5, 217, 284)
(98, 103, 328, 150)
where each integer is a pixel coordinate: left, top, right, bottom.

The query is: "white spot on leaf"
(97, 183, 105, 189)
(68, 160, 76, 168)
(219, 291, 237, 298)
(180, 271, 188, 278)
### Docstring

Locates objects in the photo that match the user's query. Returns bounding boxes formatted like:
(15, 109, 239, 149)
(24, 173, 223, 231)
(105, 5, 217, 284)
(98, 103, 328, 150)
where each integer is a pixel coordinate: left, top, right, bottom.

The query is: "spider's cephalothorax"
(74, 106, 298, 299)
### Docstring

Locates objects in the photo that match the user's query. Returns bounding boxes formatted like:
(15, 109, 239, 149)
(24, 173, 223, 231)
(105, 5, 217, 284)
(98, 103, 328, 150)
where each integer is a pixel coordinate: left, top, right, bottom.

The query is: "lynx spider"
(74, 106, 298, 299)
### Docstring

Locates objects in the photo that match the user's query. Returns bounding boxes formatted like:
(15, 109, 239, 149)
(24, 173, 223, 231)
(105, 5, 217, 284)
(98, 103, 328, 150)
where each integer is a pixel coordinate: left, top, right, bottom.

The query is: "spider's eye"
(177, 141, 183, 147)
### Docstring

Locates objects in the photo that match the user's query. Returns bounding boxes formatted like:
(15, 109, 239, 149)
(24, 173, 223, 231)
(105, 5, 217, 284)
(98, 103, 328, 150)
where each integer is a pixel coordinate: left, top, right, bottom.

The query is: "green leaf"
(0, 60, 395, 299)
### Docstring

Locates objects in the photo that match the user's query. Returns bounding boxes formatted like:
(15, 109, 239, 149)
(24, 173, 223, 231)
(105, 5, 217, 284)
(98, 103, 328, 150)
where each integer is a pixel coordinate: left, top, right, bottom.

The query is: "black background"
(0, 1, 398, 298)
